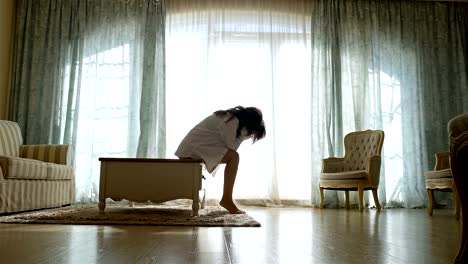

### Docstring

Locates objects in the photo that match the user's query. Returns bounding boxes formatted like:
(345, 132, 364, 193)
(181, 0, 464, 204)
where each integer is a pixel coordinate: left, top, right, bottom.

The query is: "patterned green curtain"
(136, 3, 166, 158)
(10, 0, 165, 153)
(10, 0, 84, 145)
(10, 0, 166, 202)
(311, 0, 468, 208)
(398, 2, 468, 208)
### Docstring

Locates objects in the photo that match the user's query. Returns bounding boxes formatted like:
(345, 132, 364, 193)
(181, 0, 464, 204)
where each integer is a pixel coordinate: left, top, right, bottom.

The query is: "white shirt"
(175, 113, 247, 174)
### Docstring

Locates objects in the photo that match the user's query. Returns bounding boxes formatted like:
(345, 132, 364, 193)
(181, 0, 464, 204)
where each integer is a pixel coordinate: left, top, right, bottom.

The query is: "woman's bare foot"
(220, 199, 246, 214)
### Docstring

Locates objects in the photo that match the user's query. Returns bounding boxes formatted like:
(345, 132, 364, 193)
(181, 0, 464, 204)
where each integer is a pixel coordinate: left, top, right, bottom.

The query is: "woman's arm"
(219, 118, 242, 150)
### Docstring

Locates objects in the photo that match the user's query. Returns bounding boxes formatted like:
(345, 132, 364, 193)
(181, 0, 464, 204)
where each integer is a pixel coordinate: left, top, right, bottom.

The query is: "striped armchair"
(0, 120, 75, 213)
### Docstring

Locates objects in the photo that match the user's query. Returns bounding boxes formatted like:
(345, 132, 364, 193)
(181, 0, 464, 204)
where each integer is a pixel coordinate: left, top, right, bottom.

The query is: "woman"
(175, 106, 266, 214)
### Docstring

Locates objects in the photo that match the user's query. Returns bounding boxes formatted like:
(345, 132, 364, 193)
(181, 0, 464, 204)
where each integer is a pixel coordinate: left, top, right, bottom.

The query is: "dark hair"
(214, 106, 266, 143)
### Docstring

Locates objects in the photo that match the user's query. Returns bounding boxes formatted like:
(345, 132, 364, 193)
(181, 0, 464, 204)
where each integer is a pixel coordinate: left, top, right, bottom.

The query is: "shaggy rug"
(0, 204, 261, 227)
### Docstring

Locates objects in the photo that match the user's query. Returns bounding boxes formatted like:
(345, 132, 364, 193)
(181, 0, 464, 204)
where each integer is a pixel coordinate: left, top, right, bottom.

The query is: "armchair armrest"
(367, 155, 382, 187)
(434, 151, 450, 170)
(19, 144, 72, 165)
(321, 157, 346, 173)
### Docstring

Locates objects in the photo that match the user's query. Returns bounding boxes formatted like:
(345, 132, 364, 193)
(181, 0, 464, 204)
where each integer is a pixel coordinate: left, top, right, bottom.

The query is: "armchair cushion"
(426, 177, 454, 185)
(0, 156, 47, 180)
(0, 156, 73, 180)
(320, 170, 367, 180)
(46, 163, 74, 180)
(425, 168, 452, 179)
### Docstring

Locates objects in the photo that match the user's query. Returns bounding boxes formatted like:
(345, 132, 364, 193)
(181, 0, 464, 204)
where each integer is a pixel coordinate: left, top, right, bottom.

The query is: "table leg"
(192, 199, 200, 216)
(98, 199, 106, 213)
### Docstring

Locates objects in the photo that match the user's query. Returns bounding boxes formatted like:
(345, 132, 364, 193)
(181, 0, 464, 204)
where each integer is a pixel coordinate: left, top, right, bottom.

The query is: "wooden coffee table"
(98, 158, 205, 216)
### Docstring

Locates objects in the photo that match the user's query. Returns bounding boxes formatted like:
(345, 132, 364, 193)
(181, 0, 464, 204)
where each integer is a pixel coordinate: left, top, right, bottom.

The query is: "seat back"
(0, 120, 23, 157)
(343, 130, 384, 171)
(432, 152, 450, 171)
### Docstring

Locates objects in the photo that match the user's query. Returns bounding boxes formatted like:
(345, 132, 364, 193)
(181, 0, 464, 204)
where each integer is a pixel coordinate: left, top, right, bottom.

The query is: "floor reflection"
(0, 207, 460, 264)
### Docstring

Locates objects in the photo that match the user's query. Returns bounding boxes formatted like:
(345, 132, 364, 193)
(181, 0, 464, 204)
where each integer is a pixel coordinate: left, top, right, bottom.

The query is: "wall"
(0, 0, 16, 120)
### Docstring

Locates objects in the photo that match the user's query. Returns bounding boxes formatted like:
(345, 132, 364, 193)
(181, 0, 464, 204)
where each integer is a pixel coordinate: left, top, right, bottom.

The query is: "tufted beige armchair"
(319, 129, 385, 211)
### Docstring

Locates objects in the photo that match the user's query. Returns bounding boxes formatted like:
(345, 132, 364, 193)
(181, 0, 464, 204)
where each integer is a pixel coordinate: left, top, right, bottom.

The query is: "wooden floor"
(0, 206, 461, 264)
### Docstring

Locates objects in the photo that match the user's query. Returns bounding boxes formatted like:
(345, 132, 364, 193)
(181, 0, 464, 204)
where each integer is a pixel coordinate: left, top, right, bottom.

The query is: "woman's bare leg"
(219, 149, 245, 214)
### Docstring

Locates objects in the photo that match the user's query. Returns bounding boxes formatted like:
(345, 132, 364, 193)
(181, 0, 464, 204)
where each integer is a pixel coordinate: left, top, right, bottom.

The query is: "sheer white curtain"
(310, 0, 468, 208)
(70, 0, 467, 208)
(164, 0, 415, 208)
(165, 0, 314, 205)
(12, 0, 467, 207)
(67, 1, 165, 202)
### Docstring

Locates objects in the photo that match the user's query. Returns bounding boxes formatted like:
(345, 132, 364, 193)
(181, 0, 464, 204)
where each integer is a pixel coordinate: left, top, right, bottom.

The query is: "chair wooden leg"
(427, 188, 434, 216)
(345, 191, 350, 209)
(319, 187, 324, 209)
(372, 189, 381, 211)
(454, 187, 461, 220)
(358, 185, 364, 212)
